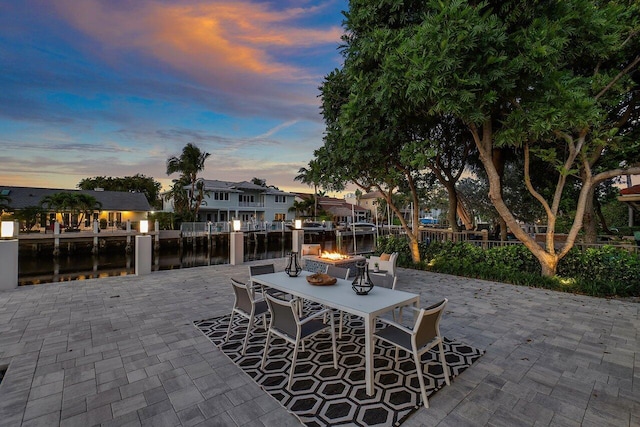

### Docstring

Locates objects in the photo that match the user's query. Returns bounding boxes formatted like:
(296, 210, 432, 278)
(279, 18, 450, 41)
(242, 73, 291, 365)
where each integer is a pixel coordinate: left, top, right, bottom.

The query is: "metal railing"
(238, 202, 265, 208)
(180, 221, 290, 235)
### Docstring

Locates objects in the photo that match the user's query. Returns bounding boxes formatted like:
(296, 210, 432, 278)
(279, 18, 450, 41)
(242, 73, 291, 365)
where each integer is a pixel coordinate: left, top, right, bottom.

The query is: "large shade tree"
(336, 0, 640, 276)
(317, 0, 491, 262)
(318, 65, 431, 262)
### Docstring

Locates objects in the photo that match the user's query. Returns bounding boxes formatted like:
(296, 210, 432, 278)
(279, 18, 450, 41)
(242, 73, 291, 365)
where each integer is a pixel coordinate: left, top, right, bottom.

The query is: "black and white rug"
(195, 312, 484, 426)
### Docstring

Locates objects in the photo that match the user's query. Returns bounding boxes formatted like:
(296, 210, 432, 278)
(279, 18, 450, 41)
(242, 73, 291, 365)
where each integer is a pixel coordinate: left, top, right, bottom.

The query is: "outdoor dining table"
(250, 270, 420, 396)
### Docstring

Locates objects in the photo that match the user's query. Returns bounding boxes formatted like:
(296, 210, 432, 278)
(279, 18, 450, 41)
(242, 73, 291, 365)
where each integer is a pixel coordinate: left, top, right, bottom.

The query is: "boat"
(286, 221, 327, 231)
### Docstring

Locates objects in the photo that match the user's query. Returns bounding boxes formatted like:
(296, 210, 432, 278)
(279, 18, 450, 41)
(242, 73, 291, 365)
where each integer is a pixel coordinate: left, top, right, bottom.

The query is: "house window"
(239, 195, 255, 203)
(274, 213, 286, 221)
(274, 195, 286, 203)
(108, 212, 122, 227)
(214, 192, 229, 201)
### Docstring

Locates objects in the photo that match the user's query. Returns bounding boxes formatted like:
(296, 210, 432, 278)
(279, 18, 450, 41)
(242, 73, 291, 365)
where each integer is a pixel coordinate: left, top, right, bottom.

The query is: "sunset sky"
(0, 0, 349, 194)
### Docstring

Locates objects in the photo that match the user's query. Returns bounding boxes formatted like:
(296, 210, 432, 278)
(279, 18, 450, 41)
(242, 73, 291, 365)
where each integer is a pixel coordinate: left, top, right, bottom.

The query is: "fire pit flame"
(319, 251, 349, 260)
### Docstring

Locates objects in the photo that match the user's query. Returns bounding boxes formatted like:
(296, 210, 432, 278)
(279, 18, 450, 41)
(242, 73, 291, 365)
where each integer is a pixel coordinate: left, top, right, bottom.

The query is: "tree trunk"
(582, 187, 597, 244)
(540, 252, 559, 277)
(409, 233, 420, 264)
(473, 123, 560, 276)
(491, 148, 508, 241)
(499, 216, 507, 241)
(594, 198, 611, 234)
(445, 183, 459, 232)
(457, 200, 474, 230)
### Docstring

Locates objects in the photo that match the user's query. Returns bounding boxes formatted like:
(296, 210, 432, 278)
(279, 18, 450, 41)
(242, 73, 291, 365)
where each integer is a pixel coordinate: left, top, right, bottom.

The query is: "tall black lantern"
(285, 251, 302, 277)
(352, 261, 374, 295)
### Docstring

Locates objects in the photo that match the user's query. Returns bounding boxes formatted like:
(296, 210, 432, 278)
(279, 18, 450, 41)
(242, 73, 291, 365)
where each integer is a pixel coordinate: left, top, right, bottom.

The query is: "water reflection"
(18, 232, 376, 286)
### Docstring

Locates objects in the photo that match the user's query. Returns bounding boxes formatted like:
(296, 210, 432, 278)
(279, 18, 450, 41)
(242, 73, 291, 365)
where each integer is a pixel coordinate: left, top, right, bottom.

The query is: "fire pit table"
(303, 253, 366, 277)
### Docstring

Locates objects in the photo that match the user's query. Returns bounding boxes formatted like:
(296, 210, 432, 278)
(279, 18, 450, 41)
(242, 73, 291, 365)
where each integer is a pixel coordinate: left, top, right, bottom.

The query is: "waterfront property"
(162, 179, 297, 224)
(0, 186, 151, 232)
(0, 260, 637, 426)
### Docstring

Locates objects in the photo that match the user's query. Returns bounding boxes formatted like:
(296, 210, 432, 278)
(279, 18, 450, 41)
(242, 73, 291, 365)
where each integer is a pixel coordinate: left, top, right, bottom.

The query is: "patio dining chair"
(373, 298, 450, 408)
(249, 263, 282, 297)
(225, 278, 269, 355)
(325, 265, 350, 280)
(324, 265, 351, 338)
(261, 293, 338, 390)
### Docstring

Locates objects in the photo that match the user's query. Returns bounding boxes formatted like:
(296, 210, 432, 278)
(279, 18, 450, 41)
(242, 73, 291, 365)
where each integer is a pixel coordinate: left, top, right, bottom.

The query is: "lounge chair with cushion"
(368, 252, 398, 276)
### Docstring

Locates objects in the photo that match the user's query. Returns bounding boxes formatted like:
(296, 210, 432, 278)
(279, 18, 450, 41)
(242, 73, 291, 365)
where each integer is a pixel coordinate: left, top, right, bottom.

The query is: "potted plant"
(374, 262, 379, 272)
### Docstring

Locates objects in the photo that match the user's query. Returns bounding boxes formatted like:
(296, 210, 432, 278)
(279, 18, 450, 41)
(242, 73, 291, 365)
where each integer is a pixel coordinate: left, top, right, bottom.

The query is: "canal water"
(18, 231, 377, 286)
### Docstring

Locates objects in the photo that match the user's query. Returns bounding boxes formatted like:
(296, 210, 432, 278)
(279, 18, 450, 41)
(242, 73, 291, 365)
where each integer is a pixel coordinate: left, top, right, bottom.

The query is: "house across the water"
(0, 186, 151, 231)
(162, 180, 297, 224)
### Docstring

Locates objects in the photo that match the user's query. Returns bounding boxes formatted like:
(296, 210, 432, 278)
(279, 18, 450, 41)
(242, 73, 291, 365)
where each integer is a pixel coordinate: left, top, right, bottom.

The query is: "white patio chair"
(373, 298, 450, 408)
(324, 265, 351, 338)
(225, 278, 269, 355)
(261, 293, 338, 390)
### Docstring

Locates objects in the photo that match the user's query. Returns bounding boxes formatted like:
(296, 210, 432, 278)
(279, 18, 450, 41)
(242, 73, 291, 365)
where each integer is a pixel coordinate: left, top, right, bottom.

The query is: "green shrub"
(557, 245, 640, 297)
(377, 236, 639, 298)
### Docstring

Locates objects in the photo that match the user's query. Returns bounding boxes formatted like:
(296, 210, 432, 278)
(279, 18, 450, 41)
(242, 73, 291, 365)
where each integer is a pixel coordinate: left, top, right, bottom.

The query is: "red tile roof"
(620, 184, 640, 195)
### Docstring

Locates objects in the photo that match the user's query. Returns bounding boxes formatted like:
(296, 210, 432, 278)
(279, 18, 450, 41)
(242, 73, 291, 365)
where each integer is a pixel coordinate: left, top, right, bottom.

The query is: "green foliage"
(40, 192, 102, 228)
(600, 199, 633, 230)
(381, 235, 640, 297)
(0, 194, 10, 211)
(148, 212, 175, 230)
(77, 174, 162, 208)
(557, 246, 640, 297)
(335, 0, 640, 275)
(166, 143, 211, 220)
(13, 206, 44, 231)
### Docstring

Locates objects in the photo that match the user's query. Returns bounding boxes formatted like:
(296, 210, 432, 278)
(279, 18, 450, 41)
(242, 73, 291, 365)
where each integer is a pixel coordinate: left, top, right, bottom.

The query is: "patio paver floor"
(0, 260, 638, 426)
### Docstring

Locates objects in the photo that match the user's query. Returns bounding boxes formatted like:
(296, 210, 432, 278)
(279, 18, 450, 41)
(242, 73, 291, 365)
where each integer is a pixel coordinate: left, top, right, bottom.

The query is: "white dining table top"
(250, 270, 419, 318)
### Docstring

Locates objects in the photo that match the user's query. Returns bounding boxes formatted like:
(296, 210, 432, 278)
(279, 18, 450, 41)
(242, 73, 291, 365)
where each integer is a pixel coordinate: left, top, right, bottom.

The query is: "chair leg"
(242, 316, 254, 355)
(413, 351, 429, 409)
(338, 311, 344, 339)
(329, 313, 337, 369)
(225, 311, 235, 342)
(438, 340, 451, 386)
(261, 330, 271, 370)
(288, 342, 300, 390)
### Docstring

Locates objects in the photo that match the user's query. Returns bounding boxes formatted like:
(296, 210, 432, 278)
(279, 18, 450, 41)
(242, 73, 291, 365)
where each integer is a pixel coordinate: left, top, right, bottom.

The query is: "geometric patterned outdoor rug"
(194, 311, 484, 427)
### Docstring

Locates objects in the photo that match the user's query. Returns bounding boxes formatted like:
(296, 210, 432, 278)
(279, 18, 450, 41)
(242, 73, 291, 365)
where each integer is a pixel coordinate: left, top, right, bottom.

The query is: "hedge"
(375, 236, 640, 298)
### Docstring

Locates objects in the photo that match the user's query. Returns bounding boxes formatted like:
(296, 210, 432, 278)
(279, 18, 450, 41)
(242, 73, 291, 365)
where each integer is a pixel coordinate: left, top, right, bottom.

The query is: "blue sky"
(0, 0, 349, 194)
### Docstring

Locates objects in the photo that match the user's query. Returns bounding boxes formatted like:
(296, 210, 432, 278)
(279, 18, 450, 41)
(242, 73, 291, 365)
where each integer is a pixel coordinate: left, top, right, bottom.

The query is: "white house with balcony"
(163, 180, 296, 225)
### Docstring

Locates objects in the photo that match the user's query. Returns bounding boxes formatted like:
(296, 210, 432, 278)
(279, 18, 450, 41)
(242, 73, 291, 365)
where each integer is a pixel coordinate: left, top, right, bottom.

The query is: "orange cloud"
(53, 0, 343, 86)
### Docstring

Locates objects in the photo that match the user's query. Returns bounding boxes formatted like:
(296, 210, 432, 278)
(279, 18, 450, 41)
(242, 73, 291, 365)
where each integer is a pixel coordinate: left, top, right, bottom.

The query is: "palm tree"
(41, 192, 101, 228)
(41, 192, 74, 226)
(74, 193, 102, 227)
(295, 159, 324, 220)
(164, 177, 190, 220)
(166, 143, 211, 220)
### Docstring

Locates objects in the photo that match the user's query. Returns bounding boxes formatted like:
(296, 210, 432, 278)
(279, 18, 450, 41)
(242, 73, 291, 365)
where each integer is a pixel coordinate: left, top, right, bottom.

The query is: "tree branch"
(592, 165, 640, 185)
(595, 55, 640, 100)
(523, 143, 552, 216)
